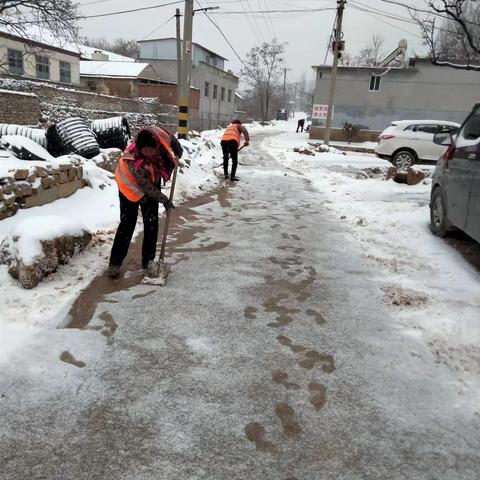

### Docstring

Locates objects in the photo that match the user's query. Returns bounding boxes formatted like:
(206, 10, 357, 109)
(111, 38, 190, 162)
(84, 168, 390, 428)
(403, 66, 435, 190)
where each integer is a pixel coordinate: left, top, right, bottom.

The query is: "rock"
(13, 181, 33, 198)
(387, 166, 398, 180)
(35, 166, 49, 178)
(407, 168, 426, 186)
(67, 168, 77, 182)
(0, 186, 3, 201)
(58, 164, 72, 171)
(14, 169, 29, 181)
(58, 179, 84, 199)
(27, 172, 36, 183)
(57, 171, 69, 184)
(0, 230, 92, 289)
(41, 176, 55, 189)
(23, 186, 59, 208)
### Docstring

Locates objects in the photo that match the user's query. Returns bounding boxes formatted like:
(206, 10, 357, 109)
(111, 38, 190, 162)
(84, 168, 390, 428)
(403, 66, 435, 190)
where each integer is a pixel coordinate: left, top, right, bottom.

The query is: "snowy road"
(1, 132, 479, 479)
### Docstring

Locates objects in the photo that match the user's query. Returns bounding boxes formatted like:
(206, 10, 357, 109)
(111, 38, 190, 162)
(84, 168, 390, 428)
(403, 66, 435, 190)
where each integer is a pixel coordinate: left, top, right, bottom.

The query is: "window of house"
(369, 74, 381, 92)
(36, 55, 50, 80)
(228, 89, 232, 102)
(59, 61, 71, 83)
(8, 49, 23, 76)
(213, 84, 218, 99)
(221, 87, 225, 101)
(204, 81, 210, 97)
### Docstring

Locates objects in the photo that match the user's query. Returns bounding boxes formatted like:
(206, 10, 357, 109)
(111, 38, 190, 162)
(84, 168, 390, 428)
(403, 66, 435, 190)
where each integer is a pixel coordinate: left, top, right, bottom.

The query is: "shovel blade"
(142, 260, 171, 286)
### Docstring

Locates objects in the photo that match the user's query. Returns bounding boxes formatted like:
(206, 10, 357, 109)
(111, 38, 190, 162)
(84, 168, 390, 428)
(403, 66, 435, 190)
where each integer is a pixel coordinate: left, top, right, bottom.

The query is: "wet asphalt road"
(1, 133, 479, 479)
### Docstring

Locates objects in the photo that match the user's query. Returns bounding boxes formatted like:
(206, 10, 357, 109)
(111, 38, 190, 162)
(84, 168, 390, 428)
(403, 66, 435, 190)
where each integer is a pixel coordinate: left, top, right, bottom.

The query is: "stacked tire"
(46, 117, 100, 159)
(0, 124, 47, 148)
(91, 116, 131, 151)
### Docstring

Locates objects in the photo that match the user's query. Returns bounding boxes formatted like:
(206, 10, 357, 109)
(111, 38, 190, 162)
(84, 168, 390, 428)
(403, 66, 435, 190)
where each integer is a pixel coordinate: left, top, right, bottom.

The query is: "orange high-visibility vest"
(115, 127, 176, 202)
(115, 154, 156, 202)
(222, 124, 241, 145)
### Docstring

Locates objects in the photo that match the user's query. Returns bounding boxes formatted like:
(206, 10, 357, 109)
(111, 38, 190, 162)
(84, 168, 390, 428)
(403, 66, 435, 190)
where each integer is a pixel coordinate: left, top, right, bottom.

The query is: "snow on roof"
(78, 45, 135, 63)
(392, 119, 461, 126)
(80, 61, 150, 78)
(0, 24, 80, 56)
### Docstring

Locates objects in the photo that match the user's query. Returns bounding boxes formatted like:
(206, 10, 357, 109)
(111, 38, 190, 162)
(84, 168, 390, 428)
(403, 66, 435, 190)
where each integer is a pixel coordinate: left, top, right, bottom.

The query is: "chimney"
(92, 50, 109, 61)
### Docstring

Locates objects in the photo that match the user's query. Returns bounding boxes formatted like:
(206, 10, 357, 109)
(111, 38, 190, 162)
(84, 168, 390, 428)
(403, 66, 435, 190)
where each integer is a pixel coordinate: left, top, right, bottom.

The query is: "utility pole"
(178, 0, 193, 139)
(175, 8, 182, 106)
(324, 0, 346, 146)
(177, 2, 219, 139)
(282, 67, 288, 108)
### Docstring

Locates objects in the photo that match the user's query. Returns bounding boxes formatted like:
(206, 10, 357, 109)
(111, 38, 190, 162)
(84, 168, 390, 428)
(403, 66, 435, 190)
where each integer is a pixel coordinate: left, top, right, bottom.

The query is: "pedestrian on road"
(108, 127, 183, 279)
(221, 119, 250, 182)
(296, 119, 305, 133)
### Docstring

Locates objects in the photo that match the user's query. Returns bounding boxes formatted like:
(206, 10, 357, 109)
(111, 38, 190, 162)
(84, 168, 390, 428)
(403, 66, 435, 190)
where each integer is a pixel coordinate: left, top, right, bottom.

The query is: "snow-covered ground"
(264, 117, 480, 388)
(0, 129, 243, 360)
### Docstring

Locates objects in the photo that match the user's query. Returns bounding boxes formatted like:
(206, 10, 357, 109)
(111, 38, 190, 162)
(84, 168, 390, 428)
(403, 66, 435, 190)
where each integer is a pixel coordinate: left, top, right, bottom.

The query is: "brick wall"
(0, 89, 41, 125)
(138, 84, 200, 110)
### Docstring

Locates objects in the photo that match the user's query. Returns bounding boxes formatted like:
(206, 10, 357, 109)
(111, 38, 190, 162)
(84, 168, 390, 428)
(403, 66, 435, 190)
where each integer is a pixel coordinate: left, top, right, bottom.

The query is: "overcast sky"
(77, 0, 426, 83)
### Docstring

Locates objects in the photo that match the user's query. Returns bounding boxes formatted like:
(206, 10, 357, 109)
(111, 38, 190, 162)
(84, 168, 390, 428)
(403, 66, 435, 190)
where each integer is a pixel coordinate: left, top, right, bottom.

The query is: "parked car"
(276, 109, 288, 121)
(430, 103, 480, 243)
(375, 120, 460, 168)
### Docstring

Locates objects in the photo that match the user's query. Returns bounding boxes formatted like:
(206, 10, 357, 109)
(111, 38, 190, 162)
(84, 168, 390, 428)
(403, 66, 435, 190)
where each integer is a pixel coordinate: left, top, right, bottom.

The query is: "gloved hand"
(244, 141, 250, 147)
(163, 198, 175, 211)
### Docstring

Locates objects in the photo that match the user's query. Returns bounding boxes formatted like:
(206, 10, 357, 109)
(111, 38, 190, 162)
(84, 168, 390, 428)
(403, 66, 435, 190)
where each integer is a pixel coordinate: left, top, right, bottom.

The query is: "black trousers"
(296, 122, 304, 132)
(221, 139, 239, 178)
(109, 192, 159, 268)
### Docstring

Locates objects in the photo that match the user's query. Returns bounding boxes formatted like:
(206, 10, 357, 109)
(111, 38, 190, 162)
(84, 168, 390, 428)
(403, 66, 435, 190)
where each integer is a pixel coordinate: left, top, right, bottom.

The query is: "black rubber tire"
(393, 149, 416, 169)
(430, 187, 451, 237)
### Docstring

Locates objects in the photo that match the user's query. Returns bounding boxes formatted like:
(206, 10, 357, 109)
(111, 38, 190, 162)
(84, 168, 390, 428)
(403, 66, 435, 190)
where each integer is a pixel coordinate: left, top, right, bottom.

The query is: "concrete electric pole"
(177, 2, 219, 139)
(175, 8, 182, 106)
(177, 0, 193, 139)
(324, 0, 346, 146)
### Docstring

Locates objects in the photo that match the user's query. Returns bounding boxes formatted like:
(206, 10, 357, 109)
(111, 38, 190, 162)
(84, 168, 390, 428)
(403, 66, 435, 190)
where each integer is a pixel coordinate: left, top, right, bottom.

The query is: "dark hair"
(136, 130, 157, 149)
(232, 119, 242, 125)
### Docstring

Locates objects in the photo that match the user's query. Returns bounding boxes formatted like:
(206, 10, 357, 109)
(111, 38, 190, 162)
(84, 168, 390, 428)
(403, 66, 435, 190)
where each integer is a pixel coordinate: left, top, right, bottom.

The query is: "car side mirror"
(433, 131, 453, 146)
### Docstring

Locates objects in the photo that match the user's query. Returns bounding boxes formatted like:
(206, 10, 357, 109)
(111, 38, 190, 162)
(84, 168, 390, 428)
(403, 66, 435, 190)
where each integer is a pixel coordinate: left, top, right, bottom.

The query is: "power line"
(195, 0, 247, 67)
(140, 14, 176, 41)
(244, 0, 266, 42)
(323, 11, 337, 64)
(263, 0, 278, 39)
(80, 0, 183, 19)
(208, 7, 337, 15)
(258, 0, 274, 39)
(239, 0, 263, 44)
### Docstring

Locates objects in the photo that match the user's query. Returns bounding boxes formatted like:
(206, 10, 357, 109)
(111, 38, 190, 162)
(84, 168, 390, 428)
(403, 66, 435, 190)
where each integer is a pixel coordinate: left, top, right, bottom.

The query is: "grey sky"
(77, 0, 426, 84)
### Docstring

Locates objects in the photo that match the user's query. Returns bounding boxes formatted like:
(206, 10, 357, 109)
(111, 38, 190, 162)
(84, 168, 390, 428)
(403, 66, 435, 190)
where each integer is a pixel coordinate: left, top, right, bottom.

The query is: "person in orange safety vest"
(108, 127, 183, 279)
(221, 119, 250, 181)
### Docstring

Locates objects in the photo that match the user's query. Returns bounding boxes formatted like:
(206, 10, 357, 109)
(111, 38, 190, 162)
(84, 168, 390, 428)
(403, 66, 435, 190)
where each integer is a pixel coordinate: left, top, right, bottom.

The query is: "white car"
(375, 120, 460, 168)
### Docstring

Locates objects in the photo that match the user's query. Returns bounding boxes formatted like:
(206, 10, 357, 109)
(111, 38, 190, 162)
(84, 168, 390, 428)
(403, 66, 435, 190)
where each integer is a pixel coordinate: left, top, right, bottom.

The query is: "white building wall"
(0, 35, 80, 84)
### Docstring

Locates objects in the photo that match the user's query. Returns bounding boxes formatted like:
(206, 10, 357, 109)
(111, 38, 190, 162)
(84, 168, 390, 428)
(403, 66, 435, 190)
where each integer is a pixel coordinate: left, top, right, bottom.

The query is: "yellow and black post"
(178, 0, 194, 139)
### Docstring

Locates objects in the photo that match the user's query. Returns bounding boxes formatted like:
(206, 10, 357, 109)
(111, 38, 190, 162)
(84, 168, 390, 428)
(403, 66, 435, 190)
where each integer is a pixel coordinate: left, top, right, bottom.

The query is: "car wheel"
(393, 150, 416, 169)
(430, 187, 450, 237)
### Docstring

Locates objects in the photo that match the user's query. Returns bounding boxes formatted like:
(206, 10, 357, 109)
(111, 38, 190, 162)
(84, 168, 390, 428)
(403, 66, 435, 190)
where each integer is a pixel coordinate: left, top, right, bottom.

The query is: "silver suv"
(430, 104, 480, 242)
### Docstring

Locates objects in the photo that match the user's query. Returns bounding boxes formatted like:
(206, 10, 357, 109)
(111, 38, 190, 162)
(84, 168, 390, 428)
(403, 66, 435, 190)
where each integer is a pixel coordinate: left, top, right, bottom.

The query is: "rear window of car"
(416, 124, 440, 134)
(403, 125, 415, 131)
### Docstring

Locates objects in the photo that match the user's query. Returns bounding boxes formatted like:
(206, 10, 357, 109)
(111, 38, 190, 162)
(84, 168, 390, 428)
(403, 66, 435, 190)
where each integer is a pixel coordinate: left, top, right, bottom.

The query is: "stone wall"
(0, 78, 179, 132)
(0, 162, 86, 220)
(0, 89, 41, 125)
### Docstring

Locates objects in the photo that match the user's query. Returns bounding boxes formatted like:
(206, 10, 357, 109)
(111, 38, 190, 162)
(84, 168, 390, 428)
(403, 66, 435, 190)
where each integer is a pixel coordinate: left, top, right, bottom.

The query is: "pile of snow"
(0, 135, 53, 162)
(3, 216, 89, 266)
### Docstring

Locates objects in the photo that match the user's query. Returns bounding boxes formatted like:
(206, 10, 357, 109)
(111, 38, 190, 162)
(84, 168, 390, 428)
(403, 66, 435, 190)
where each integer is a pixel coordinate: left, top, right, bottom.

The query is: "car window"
(416, 124, 439, 134)
(403, 125, 415, 131)
(440, 125, 459, 134)
(460, 111, 480, 140)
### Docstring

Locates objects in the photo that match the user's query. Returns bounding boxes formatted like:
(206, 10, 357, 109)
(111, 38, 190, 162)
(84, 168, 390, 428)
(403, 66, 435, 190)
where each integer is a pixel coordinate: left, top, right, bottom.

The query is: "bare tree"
(351, 34, 386, 67)
(412, 0, 480, 70)
(83, 37, 140, 59)
(241, 40, 286, 121)
(0, 1, 79, 42)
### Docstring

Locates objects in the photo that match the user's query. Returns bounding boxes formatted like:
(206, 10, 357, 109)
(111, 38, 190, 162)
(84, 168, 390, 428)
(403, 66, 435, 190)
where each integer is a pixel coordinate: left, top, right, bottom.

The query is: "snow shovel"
(142, 164, 179, 286)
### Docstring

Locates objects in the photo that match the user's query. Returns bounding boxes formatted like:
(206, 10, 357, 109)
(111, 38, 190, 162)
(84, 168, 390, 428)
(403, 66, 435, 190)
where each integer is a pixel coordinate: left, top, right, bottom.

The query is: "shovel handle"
(159, 164, 178, 261)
